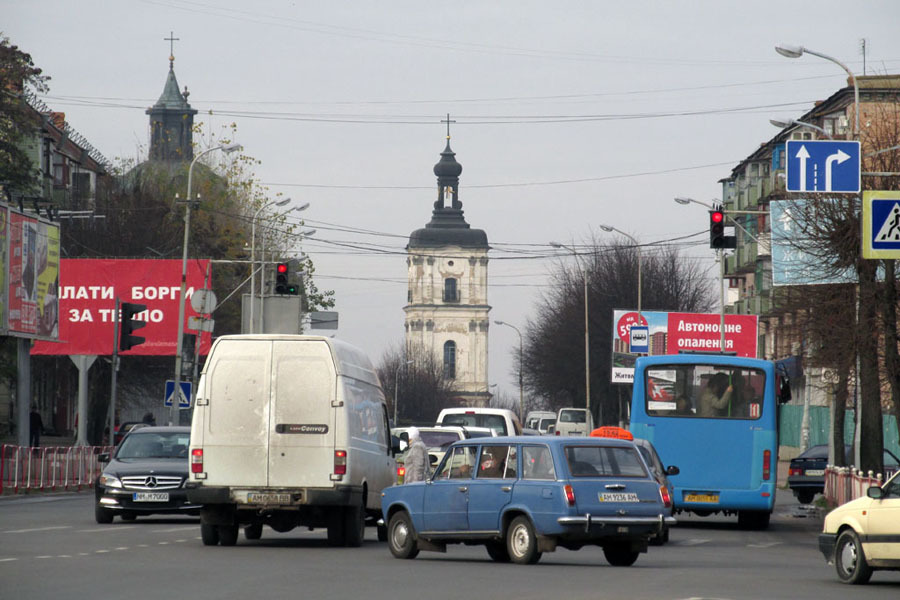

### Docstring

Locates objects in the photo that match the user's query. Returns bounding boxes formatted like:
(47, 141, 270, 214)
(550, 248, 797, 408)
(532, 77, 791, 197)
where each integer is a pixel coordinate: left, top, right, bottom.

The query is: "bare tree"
(378, 341, 458, 426)
(522, 237, 714, 425)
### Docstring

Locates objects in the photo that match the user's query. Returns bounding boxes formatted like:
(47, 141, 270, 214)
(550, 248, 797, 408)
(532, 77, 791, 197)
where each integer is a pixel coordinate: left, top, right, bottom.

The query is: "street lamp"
(250, 198, 291, 333)
(599, 225, 642, 325)
(768, 117, 833, 139)
(171, 142, 242, 426)
(549, 241, 590, 419)
(251, 201, 310, 333)
(393, 360, 414, 425)
(494, 320, 524, 420)
(775, 43, 859, 139)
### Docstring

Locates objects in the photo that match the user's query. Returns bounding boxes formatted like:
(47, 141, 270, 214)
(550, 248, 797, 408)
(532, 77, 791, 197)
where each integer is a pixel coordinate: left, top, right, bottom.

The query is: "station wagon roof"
(448, 435, 637, 448)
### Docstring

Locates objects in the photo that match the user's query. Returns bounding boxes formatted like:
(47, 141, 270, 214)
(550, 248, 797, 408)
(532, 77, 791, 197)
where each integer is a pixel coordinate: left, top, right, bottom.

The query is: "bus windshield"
(645, 364, 766, 420)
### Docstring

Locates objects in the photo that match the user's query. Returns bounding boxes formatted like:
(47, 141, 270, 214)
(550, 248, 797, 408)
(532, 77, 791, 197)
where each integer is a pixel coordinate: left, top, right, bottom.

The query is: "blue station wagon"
(381, 436, 676, 565)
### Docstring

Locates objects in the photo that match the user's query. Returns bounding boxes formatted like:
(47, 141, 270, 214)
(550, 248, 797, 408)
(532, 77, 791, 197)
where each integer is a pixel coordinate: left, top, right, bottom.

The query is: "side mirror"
(390, 435, 402, 456)
(98, 452, 110, 463)
(666, 465, 680, 476)
(867, 485, 884, 500)
(429, 454, 439, 466)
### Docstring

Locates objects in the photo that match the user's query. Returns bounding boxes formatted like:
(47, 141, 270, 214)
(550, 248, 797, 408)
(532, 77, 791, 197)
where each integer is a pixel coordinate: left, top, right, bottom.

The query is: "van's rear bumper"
(186, 484, 364, 506)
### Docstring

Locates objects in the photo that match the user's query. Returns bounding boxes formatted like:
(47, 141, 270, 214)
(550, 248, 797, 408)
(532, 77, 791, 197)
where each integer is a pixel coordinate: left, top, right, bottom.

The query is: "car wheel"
(326, 508, 345, 547)
(506, 516, 542, 565)
(797, 490, 815, 505)
(200, 523, 220, 546)
(835, 529, 873, 584)
(387, 511, 419, 559)
(120, 512, 137, 521)
(218, 524, 239, 547)
(343, 503, 366, 547)
(244, 523, 263, 541)
(94, 504, 114, 524)
(485, 541, 510, 562)
(604, 544, 640, 566)
(376, 521, 388, 542)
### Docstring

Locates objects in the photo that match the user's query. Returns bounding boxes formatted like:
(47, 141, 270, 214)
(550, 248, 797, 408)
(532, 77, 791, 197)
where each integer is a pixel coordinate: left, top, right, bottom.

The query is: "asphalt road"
(1, 492, 898, 600)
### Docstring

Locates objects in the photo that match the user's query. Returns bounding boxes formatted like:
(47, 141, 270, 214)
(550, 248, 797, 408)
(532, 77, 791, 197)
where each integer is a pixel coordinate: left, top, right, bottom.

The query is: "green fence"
(779, 405, 900, 456)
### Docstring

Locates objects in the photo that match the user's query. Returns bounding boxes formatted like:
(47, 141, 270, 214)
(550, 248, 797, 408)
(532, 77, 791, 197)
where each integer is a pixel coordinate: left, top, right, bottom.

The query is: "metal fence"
(823, 465, 898, 508)
(0, 444, 111, 495)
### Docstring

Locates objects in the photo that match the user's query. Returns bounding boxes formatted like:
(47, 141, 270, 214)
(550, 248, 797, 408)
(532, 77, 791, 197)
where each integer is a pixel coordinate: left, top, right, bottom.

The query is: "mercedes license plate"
(598, 492, 639, 503)
(133, 492, 169, 502)
(247, 493, 292, 505)
(684, 493, 719, 503)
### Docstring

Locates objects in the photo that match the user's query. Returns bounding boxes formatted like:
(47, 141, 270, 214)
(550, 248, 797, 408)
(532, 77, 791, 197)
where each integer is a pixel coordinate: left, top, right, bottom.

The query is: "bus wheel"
(738, 510, 770, 530)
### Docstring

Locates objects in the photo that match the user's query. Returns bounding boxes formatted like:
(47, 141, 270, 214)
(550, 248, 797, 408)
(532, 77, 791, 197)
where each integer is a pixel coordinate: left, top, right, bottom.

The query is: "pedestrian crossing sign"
(863, 191, 900, 258)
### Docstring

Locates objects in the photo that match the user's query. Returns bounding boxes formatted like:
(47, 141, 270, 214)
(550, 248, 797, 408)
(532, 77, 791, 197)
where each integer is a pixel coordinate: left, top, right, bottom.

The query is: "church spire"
(146, 32, 198, 162)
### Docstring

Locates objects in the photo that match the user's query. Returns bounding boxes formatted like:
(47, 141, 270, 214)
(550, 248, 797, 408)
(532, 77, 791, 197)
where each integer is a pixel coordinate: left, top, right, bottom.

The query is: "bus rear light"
(564, 484, 576, 506)
(334, 450, 347, 475)
(762, 449, 771, 481)
(659, 485, 672, 508)
(191, 448, 203, 474)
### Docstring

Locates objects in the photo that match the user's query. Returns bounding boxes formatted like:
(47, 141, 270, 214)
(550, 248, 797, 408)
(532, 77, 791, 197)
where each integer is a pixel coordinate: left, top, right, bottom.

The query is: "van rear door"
(268, 340, 337, 488)
(203, 339, 271, 487)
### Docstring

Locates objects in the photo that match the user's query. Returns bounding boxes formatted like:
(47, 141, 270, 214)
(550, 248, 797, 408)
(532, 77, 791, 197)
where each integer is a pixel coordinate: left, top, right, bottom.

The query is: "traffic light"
(709, 209, 736, 249)
(275, 262, 289, 294)
(120, 302, 147, 351)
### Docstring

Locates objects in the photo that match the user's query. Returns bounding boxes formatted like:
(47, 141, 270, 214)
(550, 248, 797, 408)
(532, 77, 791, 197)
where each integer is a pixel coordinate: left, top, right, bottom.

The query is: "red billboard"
(31, 259, 212, 356)
(611, 309, 758, 383)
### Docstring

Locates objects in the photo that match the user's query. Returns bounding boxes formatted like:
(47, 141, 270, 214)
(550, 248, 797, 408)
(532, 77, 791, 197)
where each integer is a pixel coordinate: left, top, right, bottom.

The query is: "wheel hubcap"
(839, 540, 857, 573)
(392, 521, 409, 549)
(511, 524, 529, 557)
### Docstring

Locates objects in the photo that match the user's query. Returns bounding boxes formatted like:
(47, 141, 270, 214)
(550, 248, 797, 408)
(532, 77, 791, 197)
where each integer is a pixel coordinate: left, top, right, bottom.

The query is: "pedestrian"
(403, 426, 428, 484)
(29, 407, 43, 447)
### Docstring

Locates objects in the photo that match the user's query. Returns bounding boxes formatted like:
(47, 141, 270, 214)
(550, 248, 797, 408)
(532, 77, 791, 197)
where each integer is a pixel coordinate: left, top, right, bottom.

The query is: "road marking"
(748, 542, 781, 548)
(115, 547, 129, 551)
(36, 555, 53, 559)
(4, 526, 71, 534)
(77, 526, 136, 533)
(57, 555, 72, 558)
(0, 558, 18, 562)
(158, 541, 169, 545)
(153, 527, 196, 533)
(678, 539, 710, 546)
(95, 550, 109, 554)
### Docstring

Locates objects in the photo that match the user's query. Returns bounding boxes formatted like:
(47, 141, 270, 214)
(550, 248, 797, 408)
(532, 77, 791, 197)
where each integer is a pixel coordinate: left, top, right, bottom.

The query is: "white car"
(818, 469, 900, 584)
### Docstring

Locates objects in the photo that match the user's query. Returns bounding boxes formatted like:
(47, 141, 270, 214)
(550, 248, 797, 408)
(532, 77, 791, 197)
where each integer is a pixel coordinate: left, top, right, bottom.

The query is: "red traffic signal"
(709, 210, 736, 249)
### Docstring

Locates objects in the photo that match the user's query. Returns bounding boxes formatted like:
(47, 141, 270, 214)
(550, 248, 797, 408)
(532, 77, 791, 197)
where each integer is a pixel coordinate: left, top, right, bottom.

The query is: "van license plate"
(133, 492, 169, 502)
(247, 493, 291, 505)
(684, 493, 719, 503)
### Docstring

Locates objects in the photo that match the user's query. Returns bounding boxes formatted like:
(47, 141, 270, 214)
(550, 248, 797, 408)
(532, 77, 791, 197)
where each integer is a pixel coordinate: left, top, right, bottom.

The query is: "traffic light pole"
(719, 248, 726, 351)
(109, 298, 120, 445)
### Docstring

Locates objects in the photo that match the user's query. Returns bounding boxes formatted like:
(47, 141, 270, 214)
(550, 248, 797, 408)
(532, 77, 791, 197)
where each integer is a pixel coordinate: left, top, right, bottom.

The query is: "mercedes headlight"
(99, 474, 122, 489)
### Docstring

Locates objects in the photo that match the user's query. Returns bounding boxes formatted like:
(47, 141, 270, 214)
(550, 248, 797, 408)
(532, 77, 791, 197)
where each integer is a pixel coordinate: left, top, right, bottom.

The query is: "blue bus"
(629, 353, 791, 529)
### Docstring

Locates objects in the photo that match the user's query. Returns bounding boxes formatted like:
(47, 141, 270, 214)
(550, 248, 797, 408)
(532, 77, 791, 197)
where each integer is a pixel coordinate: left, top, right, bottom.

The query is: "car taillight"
(762, 449, 771, 481)
(788, 467, 802, 477)
(659, 485, 672, 508)
(335, 450, 347, 475)
(555, 430, 560, 436)
(191, 448, 203, 474)
(564, 484, 576, 506)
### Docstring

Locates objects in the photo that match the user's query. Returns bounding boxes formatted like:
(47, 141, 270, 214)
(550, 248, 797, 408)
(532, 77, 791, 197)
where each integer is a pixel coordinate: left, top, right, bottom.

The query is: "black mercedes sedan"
(95, 426, 199, 523)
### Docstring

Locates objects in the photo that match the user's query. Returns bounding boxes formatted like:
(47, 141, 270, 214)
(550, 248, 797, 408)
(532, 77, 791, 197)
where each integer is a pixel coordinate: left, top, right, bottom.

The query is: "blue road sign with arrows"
(785, 140, 860, 193)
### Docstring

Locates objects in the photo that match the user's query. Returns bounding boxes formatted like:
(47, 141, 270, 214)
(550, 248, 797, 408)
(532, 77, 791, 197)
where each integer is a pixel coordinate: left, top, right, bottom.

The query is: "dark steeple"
(408, 127, 488, 250)
(145, 34, 198, 162)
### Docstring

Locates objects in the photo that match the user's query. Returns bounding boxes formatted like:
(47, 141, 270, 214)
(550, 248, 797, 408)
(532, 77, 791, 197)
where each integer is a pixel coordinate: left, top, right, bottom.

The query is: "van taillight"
(564, 484, 576, 506)
(335, 450, 347, 475)
(762, 449, 771, 481)
(191, 448, 203, 474)
(659, 485, 672, 508)
(397, 465, 406, 478)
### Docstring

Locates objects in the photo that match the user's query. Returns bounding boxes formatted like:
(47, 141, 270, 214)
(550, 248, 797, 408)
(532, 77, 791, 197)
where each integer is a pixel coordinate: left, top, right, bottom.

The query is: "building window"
(443, 341, 456, 379)
(408, 288, 412, 303)
(443, 278, 459, 302)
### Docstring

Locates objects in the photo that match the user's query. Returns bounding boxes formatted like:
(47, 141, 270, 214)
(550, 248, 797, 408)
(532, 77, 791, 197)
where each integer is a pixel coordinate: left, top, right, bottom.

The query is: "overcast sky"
(6, 0, 900, 402)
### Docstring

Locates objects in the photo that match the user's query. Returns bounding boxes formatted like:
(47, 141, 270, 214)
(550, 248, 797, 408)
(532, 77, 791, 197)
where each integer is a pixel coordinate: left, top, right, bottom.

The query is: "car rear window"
(559, 410, 586, 423)
(565, 445, 647, 478)
(442, 413, 508, 435)
(419, 431, 463, 449)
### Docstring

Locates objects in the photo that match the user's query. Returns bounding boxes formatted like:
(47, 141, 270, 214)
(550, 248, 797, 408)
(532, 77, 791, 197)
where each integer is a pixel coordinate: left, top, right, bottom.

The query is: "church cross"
(441, 113, 456, 139)
(165, 31, 180, 63)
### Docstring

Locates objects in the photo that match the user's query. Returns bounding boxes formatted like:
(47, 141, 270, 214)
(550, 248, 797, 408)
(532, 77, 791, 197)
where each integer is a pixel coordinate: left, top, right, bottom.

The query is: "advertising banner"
(611, 309, 758, 383)
(7, 209, 60, 339)
(31, 259, 212, 356)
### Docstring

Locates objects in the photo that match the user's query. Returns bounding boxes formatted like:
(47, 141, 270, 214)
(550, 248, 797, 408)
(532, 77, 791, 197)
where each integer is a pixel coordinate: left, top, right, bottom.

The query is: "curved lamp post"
(549, 241, 590, 418)
(599, 225, 641, 325)
(171, 142, 242, 425)
(494, 320, 524, 420)
(253, 202, 309, 332)
(769, 117, 833, 140)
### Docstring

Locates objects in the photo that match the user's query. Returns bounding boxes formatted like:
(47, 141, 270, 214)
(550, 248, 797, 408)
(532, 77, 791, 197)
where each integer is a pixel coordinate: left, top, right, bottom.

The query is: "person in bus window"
(698, 373, 733, 417)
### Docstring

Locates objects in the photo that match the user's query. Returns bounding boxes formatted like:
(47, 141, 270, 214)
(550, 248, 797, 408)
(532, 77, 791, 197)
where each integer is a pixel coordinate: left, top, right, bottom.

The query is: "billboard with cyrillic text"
(611, 309, 758, 383)
(31, 259, 212, 356)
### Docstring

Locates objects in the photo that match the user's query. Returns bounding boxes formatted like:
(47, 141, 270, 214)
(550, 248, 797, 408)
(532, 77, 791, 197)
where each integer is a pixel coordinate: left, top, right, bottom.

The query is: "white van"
(435, 407, 523, 436)
(186, 335, 396, 547)
(554, 407, 594, 436)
